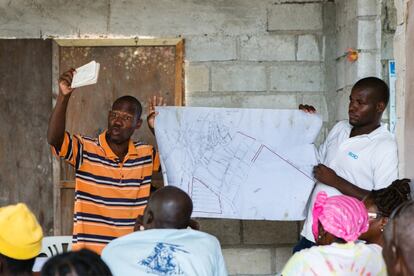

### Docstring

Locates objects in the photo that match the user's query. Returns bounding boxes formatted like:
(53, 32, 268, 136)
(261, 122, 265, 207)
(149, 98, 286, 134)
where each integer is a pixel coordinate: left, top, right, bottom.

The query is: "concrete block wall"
(0, 0, 394, 274)
(381, 0, 397, 80)
(393, 0, 409, 177)
(335, 0, 383, 121)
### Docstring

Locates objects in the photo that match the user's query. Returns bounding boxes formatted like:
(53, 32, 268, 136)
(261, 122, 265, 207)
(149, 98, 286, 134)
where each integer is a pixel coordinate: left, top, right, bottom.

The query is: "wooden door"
(52, 39, 184, 235)
(0, 39, 54, 234)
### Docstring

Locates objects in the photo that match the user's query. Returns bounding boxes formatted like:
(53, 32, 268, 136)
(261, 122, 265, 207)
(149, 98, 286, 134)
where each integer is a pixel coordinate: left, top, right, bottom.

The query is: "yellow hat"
(0, 203, 43, 260)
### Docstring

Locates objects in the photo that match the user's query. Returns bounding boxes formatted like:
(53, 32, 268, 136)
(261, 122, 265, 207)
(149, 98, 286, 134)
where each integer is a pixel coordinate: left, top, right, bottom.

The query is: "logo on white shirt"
(139, 242, 189, 275)
(348, 152, 358, 160)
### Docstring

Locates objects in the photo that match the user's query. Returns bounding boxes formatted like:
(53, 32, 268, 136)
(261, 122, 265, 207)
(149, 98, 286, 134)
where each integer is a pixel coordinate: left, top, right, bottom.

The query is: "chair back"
(39, 236, 72, 257)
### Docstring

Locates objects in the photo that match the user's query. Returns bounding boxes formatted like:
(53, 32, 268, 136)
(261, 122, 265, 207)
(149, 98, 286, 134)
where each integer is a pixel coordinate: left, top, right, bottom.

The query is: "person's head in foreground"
(41, 249, 112, 276)
(382, 200, 414, 276)
(312, 191, 369, 245)
(0, 203, 43, 276)
(348, 77, 389, 128)
(360, 179, 411, 246)
(138, 185, 193, 230)
(282, 192, 387, 275)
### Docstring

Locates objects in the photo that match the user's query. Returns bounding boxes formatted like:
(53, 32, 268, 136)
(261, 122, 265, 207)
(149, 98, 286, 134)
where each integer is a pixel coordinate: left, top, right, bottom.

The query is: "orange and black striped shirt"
(53, 130, 159, 254)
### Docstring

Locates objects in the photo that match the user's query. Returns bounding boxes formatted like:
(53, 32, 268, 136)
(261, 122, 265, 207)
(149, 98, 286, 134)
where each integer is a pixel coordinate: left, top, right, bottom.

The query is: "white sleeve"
(372, 139, 398, 189)
(317, 137, 328, 163)
(317, 121, 346, 163)
(214, 240, 228, 276)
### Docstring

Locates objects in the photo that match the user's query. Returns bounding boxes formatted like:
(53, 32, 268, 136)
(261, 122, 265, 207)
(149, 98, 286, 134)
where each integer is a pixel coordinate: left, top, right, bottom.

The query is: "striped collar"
(98, 130, 139, 159)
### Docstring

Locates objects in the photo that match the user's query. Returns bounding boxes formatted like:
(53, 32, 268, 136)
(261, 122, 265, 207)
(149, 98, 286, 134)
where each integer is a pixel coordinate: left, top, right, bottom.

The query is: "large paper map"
(155, 107, 322, 220)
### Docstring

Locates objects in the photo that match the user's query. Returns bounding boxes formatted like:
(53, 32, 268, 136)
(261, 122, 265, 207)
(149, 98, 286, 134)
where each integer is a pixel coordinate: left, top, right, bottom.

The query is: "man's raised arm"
(47, 69, 75, 150)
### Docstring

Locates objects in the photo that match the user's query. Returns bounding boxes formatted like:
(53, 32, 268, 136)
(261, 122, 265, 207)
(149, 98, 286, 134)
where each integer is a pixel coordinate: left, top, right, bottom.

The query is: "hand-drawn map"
(155, 107, 322, 220)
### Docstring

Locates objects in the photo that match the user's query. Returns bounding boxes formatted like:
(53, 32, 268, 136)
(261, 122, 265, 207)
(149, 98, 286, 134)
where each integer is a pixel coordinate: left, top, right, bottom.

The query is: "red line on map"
(236, 131, 256, 141)
(236, 131, 314, 181)
(192, 177, 222, 214)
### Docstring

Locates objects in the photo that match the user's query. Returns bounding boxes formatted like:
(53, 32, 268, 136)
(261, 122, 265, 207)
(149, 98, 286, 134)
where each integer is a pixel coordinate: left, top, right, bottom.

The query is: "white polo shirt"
(301, 120, 398, 242)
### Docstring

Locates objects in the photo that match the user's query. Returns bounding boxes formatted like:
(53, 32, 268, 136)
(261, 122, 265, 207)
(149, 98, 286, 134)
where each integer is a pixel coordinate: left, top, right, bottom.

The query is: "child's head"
(41, 249, 112, 276)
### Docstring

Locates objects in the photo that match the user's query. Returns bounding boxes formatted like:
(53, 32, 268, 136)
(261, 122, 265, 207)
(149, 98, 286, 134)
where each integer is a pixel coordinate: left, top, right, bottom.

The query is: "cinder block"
(297, 35, 321, 61)
(357, 52, 380, 79)
(336, 58, 346, 90)
(302, 94, 329, 121)
(185, 94, 242, 108)
(109, 0, 267, 36)
(278, 0, 324, 2)
(394, 0, 406, 25)
(275, 247, 293, 273)
(382, 0, 397, 32)
(186, 36, 237, 62)
(381, 33, 395, 60)
(185, 64, 209, 92)
(345, 58, 359, 87)
(240, 94, 298, 109)
(186, 93, 297, 109)
(270, 64, 324, 92)
(223, 248, 272, 275)
(0, 0, 107, 37)
(358, 20, 379, 50)
(268, 3, 322, 31)
(336, 20, 358, 58)
(243, 221, 298, 245)
(336, 0, 358, 28)
(336, 86, 352, 121)
(212, 65, 266, 92)
(357, 0, 378, 16)
(196, 218, 241, 245)
(240, 35, 295, 61)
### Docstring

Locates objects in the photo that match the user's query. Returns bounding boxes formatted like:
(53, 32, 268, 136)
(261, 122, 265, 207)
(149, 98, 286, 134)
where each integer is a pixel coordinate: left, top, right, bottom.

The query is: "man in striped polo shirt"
(47, 68, 162, 254)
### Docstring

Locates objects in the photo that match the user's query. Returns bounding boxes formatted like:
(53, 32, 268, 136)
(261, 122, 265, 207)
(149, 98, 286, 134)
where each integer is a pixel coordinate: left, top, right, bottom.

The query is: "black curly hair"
(369, 178, 411, 217)
(41, 249, 112, 276)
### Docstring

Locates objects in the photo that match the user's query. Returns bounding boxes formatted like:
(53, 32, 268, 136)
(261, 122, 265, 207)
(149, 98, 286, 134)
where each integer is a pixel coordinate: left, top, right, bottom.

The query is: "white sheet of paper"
(155, 107, 322, 220)
(71, 60, 100, 88)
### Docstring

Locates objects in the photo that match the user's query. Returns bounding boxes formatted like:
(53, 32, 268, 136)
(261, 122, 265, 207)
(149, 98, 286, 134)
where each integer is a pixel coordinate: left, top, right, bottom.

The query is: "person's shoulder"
(80, 134, 99, 143)
(133, 140, 153, 149)
(103, 231, 145, 254)
(370, 127, 397, 150)
(332, 120, 350, 131)
(372, 126, 396, 141)
(352, 242, 383, 257)
(362, 243, 383, 253)
(323, 120, 350, 141)
(184, 229, 222, 246)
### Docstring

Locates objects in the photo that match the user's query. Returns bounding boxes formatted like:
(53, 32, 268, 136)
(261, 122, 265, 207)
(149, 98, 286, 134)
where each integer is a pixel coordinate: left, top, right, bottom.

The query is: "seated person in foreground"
(360, 178, 411, 247)
(282, 191, 386, 276)
(102, 186, 228, 276)
(0, 203, 43, 276)
(41, 249, 112, 276)
(382, 200, 414, 276)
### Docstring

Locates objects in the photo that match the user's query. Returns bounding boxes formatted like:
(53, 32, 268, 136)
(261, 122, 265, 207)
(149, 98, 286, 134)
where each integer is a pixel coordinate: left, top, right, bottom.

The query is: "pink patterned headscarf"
(312, 191, 369, 242)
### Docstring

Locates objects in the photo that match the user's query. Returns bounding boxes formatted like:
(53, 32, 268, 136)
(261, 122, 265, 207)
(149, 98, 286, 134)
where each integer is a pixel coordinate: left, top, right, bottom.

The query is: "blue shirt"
(102, 228, 228, 276)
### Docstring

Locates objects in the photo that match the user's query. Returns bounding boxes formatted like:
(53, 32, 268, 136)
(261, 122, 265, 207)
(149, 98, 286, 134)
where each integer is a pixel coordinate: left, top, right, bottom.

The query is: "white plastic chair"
(38, 236, 72, 257)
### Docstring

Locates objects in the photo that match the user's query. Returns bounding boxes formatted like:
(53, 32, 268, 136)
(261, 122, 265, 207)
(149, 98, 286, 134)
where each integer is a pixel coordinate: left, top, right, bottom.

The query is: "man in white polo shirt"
(294, 77, 398, 252)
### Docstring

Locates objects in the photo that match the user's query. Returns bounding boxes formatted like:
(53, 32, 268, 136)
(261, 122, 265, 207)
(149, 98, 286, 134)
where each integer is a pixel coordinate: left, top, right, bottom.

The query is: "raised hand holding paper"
(71, 60, 100, 88)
